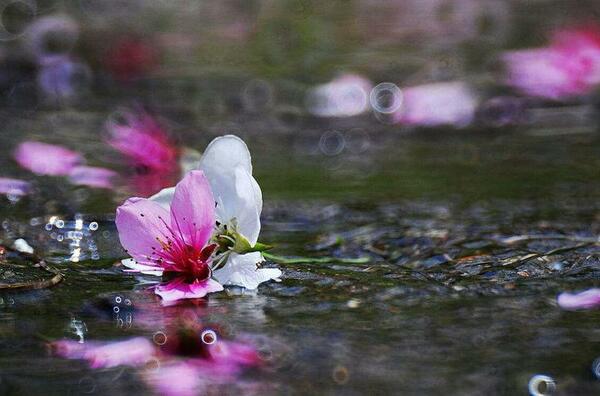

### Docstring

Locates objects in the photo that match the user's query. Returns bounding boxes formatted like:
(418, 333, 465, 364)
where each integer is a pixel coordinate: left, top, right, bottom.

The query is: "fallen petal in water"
(14, 141, 83, 176)
(0, 177, 31, 196)
(557, 288, 600, 310)
(51, 337, 156, 368)
(68, 166, 118, 189)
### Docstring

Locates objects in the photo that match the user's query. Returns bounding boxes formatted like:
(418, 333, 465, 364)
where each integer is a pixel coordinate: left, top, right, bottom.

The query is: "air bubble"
(319, 131, 345, 156)
(55, 219, 65, 228)
(89, 222, 98, 231)
(201, 329, 217, 345)
(528, 374, 556, 396)
(592, 358, 600, 379)
(115, 296, 122, 304)
(153, 331, 167, 345)
(113, 306, 120, 313)
(370, 82, 403, 114)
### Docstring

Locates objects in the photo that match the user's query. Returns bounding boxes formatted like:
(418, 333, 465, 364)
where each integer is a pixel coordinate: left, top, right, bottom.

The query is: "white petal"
(13, 238, 34, 254)
(148, 187, 175, 210)
(121, 258, 163, 276)
(213, 252, 281, 290)
(231, 166, 261, 245)
(199, 135, 253, 176)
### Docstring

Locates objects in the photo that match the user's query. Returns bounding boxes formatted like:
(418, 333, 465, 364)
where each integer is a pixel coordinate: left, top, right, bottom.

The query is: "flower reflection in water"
(51, 305, 264, 395)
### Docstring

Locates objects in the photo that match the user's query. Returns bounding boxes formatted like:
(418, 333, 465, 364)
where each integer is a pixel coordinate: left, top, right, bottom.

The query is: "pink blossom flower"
(503, 25, 600, 99)
(107, 110, 179, 196)
(393, 81, 478, 127)
(0, 177, 30, 196)
(557, 288, 600, 310)
(68, 165, 117, 189)
(14, 141, 82, 176)
(116, 170, 223, 303)
(148, 135, 282, 290)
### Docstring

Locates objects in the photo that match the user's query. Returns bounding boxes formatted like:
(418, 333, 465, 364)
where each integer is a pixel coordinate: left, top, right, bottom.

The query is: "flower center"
(160, 242, 217, 283)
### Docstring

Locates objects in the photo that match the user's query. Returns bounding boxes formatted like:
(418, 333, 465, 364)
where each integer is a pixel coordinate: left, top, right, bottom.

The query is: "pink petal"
(155, 277, 223, 303)
(144, 361, 207, 396)
(68, 166, 117, 189)
(14, 141, 82, 176)
(115, 197, 172, 265)
(502, 48, 588, 99)
(106, 111, 178, 171)
(84, 337, 155, 369)
(51, 340, 90, 359)
(169, 170, 215, 249)
(209, 340, 262, 368)
(0, 177, 30, 196)
(51, 337, 155, 369)
(557, 288, 600, 310)
(393, 81, 477, 127)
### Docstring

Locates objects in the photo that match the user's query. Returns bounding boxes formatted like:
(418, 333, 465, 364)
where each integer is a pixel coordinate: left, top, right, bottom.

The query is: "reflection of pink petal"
(557, 288, 600, 310)
(68, 166, 117, 189)
(0, 177, 30, 196)
(14, 141, 83, 176)
(145, 361, 207, 396)
(144, 340, 262, 396)
(209, 340, 262, 369)
(155, 277, 224, 303)
(51, 337, 155, 368)
(393, 82, 478, 127)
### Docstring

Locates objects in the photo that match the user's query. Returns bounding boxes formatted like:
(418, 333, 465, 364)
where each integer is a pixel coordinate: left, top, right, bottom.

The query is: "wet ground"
(0, 105, 599, 395)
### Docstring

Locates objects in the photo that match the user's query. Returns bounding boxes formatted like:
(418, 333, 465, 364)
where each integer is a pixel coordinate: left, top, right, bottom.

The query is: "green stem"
(262, 252, 370, 265)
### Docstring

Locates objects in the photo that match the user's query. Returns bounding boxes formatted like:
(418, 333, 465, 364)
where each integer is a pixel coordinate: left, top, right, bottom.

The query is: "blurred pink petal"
(0, 177, 30, 196)
(107, 111, 178, 173)
(307, 73, 373, 117)
(502, 49, 588, 99)
(107, 110, 179, 196)
(14, 141, 82, 176)
(51, 337, 155, 368)
(557, 288, 600, 310)
(552, 26, 600, 86)
(155, 277, 223, 303)
(393, 81, 478, 127)
(503, 24, 600, 99)
(68, 166, 117, 189)
(144, 340, 261, 395)
(146, 362, 206, 396)
(84, 337, 155, 368)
